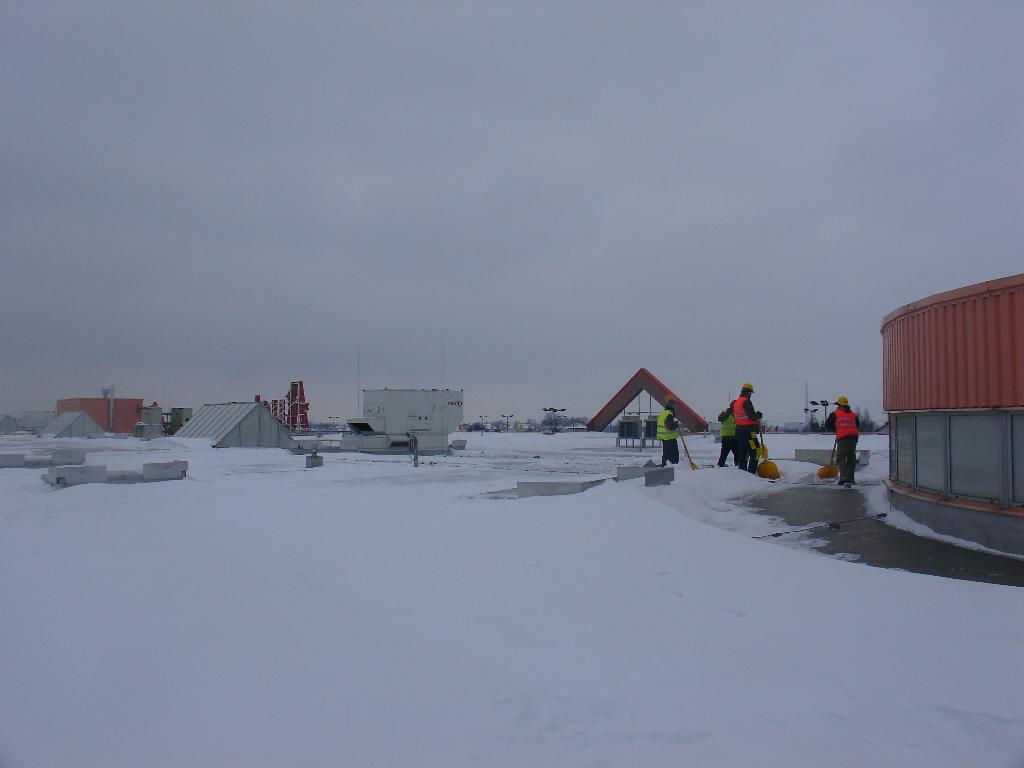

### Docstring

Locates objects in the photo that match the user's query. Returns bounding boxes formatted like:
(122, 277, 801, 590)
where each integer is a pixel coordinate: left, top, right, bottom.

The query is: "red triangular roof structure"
(586, 368, 709, 433)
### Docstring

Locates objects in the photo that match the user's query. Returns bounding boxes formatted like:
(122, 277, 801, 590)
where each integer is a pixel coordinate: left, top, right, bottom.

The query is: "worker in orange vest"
(825, 396, 860, 485)
(732, 383, 763, 474)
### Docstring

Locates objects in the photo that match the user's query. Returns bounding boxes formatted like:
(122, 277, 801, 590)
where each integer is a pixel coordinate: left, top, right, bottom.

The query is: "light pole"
(803, 405, 818, 432)
(542, 407, 566, 433)
(479, 416, 487, 432)
(501, 414, 514, 432)
(810, 400, 831, 431)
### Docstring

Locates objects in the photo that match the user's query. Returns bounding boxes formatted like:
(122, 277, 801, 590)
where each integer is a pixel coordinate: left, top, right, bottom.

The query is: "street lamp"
(810, 400, 831, 431)
(479, 416, 487, 432)
(802, 406, 818, 431)
(542, 407, 566, 433)
(501, 414, 514, 432)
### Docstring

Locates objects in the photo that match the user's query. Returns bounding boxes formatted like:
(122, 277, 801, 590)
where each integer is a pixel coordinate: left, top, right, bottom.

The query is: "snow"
(1, 432, 1022, 767)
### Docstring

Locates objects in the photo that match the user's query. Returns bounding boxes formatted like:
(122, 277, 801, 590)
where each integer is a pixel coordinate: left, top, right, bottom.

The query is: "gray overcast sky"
(2, 1, 1022, 425)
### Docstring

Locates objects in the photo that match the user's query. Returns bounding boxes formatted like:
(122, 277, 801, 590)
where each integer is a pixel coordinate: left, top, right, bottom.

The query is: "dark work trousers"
(661, 438, 679, 467)
(735, 427, 759, 473)
(717, 436, 739, 467)
(835, 436, 859, 483)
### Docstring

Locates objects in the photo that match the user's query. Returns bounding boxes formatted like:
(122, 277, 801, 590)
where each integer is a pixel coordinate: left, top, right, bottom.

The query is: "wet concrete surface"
(748, 484, 1024, 588)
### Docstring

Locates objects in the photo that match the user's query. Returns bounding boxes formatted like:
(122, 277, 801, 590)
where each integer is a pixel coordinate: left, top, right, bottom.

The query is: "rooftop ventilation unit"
(341, 389, 463, 455)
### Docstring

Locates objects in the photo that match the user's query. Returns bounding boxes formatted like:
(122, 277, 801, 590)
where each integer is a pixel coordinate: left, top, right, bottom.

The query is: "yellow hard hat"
(837, 396, 849, 406)
(741, 382, 754, 392)
(664, 395, 677, 403)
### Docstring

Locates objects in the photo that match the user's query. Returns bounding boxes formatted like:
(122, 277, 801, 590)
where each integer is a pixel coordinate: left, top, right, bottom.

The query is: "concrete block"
(616, 465, 659, 481)
(142, 461, 189, 481)
(44, 465, 107, 487)
(794, 448, 871, 467)
(481, 488, 518, 499)
(25, 456, 50, 467)
(107, 470, 144, 483)
(0, 454, 26, 468)
(450, 439, 468, 450)
(517, 478, 606, 498)
(50, 448, 87, 466)
(305, 454, 324, 468)
(645, 467, 675, 487)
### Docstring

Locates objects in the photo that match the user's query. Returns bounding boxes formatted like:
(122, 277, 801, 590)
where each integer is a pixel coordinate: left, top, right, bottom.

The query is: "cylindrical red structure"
(882, 273, 1024, 411)
(881, 272, 1024, 555)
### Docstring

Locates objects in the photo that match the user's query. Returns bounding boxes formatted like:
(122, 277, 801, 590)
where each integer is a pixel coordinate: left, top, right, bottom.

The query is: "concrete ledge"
(0, 454, 26, 468)
(50, 449, 87, 466)
(645, 467, 675, 487)
(142, 461, 189, 481)
(794, 448, 871, 467)
(888, 482, 1024, 556)
(43, 461, 188, 487)
(43, 465, 107, 487)
(517, 479, 606, 498)
(3, 450, 88, 468)
(107, 470, 144, 483)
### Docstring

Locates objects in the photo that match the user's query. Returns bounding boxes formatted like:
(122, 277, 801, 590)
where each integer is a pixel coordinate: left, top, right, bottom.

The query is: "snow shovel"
(679, 433, 699, 471)
(817, 437, 839, 479)
(755, 431, 780, 480)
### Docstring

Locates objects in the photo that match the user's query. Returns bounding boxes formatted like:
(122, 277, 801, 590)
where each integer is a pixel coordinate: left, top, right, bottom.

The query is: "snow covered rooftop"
(0, 430, 1021, 766)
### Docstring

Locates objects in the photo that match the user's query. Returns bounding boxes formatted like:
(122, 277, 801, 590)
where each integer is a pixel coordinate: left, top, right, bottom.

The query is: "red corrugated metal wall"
(881, 274, 1024, 410)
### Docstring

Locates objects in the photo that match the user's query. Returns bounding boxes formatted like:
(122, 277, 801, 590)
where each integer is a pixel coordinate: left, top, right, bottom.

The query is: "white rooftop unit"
(343, 389, 463, 454)
(175, 402, 295, 448)
(20, 410, 52, 433)
(43, 411, 104, 439)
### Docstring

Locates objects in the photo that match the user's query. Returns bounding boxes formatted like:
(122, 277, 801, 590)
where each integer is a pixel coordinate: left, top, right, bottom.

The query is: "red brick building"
(56, 398, 144, 434)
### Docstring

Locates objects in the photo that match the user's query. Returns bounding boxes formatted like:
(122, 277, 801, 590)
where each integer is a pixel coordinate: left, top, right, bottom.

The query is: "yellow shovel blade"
(756, 460, 780, 480)
(817, 464, 839, 479)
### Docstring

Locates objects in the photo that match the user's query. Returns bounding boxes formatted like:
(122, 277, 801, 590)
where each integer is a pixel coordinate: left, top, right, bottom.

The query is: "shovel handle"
(679, 434, 698, 471)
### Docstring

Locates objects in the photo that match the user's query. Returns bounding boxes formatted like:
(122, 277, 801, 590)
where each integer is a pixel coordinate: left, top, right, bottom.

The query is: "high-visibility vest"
(656, 409, 678, 441)
(733, 395, 757, 427)
(835, 408, 859, 439)
(720, 413, 736, 437)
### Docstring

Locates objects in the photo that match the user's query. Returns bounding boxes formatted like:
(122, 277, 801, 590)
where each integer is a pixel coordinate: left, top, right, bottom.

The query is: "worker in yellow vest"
(656, 396, 681, 467)
(717, 404, 738, 467)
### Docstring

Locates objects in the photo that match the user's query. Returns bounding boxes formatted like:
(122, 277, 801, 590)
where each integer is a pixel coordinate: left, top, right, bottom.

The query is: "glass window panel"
(896, 414, 914, 485)
(949, 415, 1002, 502)
(1013, 415, 1024, 505)
(889, 424, 896, 480)
(915, 415, 946, 492)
